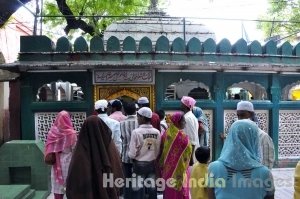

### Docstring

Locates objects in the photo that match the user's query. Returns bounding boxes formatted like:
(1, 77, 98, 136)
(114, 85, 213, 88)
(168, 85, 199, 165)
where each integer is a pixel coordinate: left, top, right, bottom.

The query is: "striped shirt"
(258, 128, 275, 169)
(120, 115, 139, 163)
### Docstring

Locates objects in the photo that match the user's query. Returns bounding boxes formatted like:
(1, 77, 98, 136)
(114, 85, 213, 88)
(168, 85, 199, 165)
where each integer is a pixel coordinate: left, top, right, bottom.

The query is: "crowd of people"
(44, 96, 287, 199)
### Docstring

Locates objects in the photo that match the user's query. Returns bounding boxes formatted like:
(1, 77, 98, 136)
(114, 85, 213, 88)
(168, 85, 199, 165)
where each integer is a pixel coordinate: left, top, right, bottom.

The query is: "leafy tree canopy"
(258, 0, 300, 42)
(42, 0, 151, 38)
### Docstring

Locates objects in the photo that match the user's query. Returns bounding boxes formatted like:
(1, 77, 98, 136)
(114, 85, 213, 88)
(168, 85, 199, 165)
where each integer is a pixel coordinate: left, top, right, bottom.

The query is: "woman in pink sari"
(45, 110, 77, 199)
(159, 112, 192, 199)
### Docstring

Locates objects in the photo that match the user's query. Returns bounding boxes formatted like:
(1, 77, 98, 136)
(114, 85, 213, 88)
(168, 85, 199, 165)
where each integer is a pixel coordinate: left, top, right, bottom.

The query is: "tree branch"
(56, 0, 94, 35)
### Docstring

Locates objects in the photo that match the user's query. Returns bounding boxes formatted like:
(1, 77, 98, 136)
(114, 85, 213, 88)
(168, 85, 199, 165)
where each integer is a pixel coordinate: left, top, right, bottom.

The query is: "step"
(31, 191, 49, 199)
(0, 184, 30, 199)
(22, 189, 35, 199)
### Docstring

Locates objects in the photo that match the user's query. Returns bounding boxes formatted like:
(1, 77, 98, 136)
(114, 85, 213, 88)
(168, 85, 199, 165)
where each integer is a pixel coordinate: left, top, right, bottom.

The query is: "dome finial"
(150, 0, 158, 10)
(147, 0, 166, 16)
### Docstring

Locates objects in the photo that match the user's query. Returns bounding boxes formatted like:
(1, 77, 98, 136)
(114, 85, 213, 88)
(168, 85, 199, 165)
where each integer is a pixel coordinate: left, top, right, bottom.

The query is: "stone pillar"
(9, 80, 21, 140)
(270, 74, 280, 166)
(0, 53, 20, 144)
(0, 52, 5, 145)
(0, 81, 10, 145)
(0, 82, 3, 144)
(213, 72, 225, 160)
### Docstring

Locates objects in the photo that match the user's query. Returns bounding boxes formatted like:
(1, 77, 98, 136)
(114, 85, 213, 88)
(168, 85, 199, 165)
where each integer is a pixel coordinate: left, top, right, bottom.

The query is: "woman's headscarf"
(66, 115, 123, 199)
(45, 110, 77, 185)
(218, 119, 262, 170)
(192, 106, 209, 146)
(192, 107, 208, 126)
(171, 112, 184, 128)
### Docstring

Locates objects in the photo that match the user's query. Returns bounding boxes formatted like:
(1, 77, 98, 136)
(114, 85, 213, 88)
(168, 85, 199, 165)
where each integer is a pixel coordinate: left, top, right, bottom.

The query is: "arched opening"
(282, 81, 300, 101)
(188, 87, 209, 99)
(164, 79, 211, 100)
(226, 81, 268, 100)
(36, 80, 84, 102)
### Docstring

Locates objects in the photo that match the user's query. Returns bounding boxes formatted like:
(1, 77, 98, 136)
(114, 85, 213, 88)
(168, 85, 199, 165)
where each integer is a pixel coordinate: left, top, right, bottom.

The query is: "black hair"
(234, 94, 241, 99)
(95, 109, 106, 114)
(195, 146, 210, 164)
(112, 100, 122, 111)
(123, 102, 136, 115)
(138, 103, 150, 108)
(144, 117, 152, 122)
(137, 112, 152, 122)
(155, 109, 165, 120)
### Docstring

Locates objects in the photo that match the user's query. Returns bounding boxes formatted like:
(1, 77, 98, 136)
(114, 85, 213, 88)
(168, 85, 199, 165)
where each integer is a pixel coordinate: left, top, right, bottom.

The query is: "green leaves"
(42, 0, 150, 38)
(258, 0, 300, 42)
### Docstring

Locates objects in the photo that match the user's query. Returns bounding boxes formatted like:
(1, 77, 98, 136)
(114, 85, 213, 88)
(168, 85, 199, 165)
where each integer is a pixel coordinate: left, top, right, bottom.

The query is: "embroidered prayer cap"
(137, 96, 149, 104)
(137, 107, 152, 118)
(237, 101, 254, 112)
(181, 96, 196, 109)
(94, 99, 108, 111)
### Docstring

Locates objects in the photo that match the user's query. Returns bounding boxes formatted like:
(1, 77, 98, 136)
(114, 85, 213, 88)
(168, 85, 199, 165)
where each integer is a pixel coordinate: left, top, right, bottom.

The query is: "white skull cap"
(138, 97, 149, 104)
(137, 107, 152, 118)
(94, 99, 108, 111)
(236, 101, 254, 112)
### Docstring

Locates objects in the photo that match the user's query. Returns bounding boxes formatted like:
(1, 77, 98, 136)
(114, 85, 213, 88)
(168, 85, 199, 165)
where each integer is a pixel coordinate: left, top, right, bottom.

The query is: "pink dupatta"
(45, 110, 77, 185)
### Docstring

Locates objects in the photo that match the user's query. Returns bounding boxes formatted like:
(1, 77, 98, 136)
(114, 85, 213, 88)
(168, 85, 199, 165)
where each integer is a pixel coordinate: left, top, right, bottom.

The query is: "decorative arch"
(107, 89, 141, 101)
(282, 81, 300, 101)
(165, 79, 211, 100)
(227, 81, 268, 100)
(94, 85, 155, 109)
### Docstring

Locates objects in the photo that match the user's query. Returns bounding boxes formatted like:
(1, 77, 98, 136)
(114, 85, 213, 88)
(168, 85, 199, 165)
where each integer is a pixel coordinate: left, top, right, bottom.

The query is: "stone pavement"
(47, 168, 295, 199)
(272, 168, 295, 199)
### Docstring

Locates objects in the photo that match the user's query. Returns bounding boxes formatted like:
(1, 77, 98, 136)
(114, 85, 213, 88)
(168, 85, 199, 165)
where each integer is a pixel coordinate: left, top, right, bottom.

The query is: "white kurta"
(183, 111, 199, 162)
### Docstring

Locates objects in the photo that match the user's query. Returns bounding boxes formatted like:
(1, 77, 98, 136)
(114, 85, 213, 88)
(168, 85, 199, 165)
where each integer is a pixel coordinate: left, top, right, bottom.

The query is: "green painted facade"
(20, 71, 93, 140)
(3, 35, 300, 167)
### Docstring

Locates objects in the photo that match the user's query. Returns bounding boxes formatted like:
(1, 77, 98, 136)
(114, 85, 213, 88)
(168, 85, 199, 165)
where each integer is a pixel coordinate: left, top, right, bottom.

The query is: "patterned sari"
(159, 123, 192, 199)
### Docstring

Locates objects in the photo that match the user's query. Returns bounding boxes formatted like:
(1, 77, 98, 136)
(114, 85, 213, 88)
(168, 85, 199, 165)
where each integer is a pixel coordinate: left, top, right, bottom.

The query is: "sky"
(15, 0, 269, 43)
(164, 0, 269, 43)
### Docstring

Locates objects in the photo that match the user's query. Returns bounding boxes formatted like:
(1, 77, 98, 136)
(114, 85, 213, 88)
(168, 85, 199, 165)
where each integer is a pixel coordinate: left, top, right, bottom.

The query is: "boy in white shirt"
(128, 107, 161, 199)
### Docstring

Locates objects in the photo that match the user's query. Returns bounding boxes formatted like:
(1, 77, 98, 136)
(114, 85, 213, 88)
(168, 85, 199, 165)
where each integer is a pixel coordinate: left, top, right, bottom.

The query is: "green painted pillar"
(212, 72, 225, 160)
(270, 74, 280, 166)
(21, 85, 35, 140)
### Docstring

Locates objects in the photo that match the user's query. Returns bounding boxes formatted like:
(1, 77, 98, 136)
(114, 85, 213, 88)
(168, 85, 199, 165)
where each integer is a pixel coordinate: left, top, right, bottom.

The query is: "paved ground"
(47, 168, 295, 199)
(272, 168, 295, 199)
